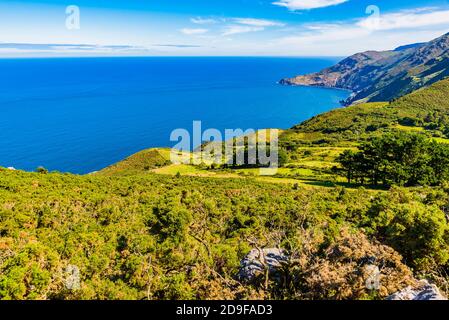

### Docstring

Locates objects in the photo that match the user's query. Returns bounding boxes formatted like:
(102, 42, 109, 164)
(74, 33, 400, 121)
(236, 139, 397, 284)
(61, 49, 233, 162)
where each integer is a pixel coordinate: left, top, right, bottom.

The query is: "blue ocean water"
(0, 57, 349, 174)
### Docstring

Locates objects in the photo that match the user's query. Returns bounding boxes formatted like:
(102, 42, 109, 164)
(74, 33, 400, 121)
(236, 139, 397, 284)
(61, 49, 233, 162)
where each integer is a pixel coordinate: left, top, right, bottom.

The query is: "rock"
(279, 32, 449, 106)
(237, 248, 289, 283)
(387, 280, 447, 300)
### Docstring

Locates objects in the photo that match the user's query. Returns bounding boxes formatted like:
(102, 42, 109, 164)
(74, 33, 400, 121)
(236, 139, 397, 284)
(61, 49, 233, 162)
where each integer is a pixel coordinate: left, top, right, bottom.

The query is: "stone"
(237, 248, 289, 283)
(387, 280, 447, 300)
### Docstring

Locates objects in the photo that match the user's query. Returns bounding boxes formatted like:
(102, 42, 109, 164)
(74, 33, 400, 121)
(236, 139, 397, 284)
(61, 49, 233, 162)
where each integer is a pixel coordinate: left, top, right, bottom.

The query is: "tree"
(337, 150, 357, 184)
(337, 132, 449, 187)
(36, 167, 48, 174)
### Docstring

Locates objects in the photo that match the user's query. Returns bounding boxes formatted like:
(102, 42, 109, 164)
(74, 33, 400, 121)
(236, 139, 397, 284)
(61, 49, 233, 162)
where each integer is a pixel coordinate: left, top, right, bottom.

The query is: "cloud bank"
(272, 0, 348, 11)
(275, 7, 449, 56)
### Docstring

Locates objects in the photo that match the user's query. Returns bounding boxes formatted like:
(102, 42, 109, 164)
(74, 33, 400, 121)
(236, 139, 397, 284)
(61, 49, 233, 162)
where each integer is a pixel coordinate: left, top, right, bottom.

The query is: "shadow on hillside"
(302, 179, 389, 191)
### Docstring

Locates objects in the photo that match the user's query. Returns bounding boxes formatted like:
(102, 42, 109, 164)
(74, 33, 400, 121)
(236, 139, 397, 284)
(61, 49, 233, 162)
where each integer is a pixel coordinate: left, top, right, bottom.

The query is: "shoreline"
(278, 80, 355, 106)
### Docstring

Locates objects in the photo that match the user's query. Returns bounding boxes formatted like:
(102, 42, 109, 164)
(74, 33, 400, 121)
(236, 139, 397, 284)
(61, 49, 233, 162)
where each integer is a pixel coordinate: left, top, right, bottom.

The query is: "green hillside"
(2, 78, 449, 300)
(283, 77, 449, 147)
(99, 148, 172, 176)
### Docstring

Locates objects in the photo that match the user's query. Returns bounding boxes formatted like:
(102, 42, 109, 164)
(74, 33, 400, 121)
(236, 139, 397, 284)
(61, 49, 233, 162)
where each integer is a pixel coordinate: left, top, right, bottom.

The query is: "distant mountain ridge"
(393, 42, 425, 52)
(280, 32, 449, 105)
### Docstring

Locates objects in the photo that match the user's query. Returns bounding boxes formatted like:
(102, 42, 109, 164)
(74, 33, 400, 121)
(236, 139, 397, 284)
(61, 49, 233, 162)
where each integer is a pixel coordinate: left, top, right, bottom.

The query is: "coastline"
(278, 79, 355, 106)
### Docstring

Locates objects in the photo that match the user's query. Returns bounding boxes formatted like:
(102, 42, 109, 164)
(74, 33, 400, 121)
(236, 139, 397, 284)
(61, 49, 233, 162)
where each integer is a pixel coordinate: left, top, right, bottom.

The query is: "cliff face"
(280, 32, 449, 105)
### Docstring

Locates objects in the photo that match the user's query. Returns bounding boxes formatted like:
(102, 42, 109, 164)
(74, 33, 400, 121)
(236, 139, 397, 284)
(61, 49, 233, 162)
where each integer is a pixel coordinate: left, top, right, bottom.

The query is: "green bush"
(365, 188, 449, 270)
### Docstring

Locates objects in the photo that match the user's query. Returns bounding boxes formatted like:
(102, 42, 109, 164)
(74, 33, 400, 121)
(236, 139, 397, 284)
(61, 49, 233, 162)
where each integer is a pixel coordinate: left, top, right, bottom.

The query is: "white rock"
(238, 248, 288, 283)
(387, 280, 447, 300)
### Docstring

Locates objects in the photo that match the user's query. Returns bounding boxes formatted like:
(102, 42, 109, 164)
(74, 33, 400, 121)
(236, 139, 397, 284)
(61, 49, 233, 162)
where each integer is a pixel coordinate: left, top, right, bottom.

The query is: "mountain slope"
(4, 77, 449, 299)
(280, 78, 449, 147)
(3, 71, 449, 301)
(98, 148, 171, 175)
(280, 32, 449, 105)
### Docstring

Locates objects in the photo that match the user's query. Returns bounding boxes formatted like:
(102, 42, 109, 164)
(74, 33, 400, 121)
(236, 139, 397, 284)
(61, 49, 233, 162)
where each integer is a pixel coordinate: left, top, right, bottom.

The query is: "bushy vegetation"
(2, 78, 449, 300)
(362, 187, 449, 270)
(1, 168, 449, 300)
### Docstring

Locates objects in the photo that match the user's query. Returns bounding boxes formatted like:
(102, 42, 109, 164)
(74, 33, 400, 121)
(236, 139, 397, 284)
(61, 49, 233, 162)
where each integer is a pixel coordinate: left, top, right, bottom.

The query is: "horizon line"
(0, 55, 347, 59)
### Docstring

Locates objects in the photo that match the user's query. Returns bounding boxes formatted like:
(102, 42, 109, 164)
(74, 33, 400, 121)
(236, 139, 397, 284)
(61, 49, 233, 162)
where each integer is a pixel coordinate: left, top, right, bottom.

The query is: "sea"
(0, 57, 349, 174)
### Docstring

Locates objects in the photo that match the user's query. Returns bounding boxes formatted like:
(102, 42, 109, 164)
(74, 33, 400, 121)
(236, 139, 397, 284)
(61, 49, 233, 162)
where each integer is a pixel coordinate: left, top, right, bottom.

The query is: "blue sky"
(1, 0, 449, 56)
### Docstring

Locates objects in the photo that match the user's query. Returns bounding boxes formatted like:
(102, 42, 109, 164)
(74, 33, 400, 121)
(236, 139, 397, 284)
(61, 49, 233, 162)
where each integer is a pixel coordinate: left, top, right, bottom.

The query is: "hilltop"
(280, 32, 449, 105)
(99, 148, 172, 176)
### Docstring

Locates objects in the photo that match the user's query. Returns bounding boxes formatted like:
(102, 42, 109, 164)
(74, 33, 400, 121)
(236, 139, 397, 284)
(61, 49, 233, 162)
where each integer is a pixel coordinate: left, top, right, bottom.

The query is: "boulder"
(387, 280, 447, 300)
(237, 248, 289, 283)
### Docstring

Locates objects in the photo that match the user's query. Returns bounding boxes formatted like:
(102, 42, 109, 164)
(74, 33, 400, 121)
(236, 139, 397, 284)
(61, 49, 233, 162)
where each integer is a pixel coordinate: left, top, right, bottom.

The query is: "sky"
(1, 0, 449, 57)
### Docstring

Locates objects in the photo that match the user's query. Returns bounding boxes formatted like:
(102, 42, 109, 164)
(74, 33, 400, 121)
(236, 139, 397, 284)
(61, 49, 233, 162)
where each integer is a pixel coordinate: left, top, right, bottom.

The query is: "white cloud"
(232, 18, 285, 27)
(272, 0, 348, 11)
(278, 24, 370, 48)
(0, 43, 151, 57)
(180, 28, 209, 35)
(357, 8, 449, 31)
(274, 7, 449, 56)
(222, 26, 265, 36)
(219, 18, 285, 36)
(190, 17, 218, 25)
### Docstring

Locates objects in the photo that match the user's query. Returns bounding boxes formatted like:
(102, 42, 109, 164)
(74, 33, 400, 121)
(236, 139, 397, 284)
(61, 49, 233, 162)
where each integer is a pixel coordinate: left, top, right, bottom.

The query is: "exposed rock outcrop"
(387, 280, 447, 300)
(281, 32, 449, 105)
(237, 229, 418, 299)
(237, 248, 288, 283)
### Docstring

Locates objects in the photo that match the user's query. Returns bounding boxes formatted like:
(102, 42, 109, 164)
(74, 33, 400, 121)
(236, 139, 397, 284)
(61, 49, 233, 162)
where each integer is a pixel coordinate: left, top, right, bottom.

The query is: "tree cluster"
(337, 132, 449, 186)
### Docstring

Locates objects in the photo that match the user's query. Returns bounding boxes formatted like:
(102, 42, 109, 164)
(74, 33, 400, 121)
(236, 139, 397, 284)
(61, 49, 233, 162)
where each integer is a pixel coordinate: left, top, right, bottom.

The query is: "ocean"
(0, 57, 349, 174)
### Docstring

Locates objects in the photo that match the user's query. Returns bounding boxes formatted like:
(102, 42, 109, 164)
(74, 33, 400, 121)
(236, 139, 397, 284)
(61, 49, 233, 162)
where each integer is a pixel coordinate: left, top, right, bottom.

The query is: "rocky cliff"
(280, 32, 449, 105)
